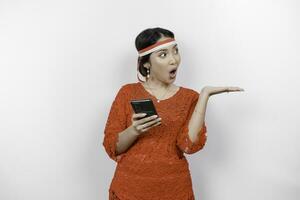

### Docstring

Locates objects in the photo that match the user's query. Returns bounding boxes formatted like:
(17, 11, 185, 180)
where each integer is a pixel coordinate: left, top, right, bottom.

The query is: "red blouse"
(103, 82, 207, 200)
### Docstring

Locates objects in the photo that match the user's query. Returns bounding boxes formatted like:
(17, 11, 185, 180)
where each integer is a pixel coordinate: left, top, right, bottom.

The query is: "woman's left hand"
(201, 86, 244, 97)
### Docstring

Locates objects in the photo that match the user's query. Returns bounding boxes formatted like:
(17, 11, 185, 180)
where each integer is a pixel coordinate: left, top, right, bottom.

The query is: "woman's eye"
(159, 49, 178, 57)
(159, 53, 167, 57)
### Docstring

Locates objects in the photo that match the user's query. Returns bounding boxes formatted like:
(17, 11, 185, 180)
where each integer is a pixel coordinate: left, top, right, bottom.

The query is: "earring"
(147, 69, 150, 78)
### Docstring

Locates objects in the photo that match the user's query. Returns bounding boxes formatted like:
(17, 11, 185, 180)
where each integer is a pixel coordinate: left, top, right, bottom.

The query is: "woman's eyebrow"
(157, 44, 178, 53)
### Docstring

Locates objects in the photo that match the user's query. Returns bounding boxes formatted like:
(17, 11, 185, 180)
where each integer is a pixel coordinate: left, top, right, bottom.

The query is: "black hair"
(135, 27, 175, 79)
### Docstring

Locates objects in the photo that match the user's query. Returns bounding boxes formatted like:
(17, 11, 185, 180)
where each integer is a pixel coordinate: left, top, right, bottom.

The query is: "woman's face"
(145, 36, 181, 84)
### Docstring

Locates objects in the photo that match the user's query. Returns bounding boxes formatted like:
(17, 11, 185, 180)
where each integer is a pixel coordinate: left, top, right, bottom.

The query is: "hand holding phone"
(130, 99, 161, 135)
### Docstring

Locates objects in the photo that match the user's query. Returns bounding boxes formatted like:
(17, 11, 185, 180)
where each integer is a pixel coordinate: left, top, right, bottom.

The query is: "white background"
(0, 0, 299, 199)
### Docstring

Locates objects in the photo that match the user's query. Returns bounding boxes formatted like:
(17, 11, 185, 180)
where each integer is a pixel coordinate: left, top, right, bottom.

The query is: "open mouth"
(169, 68, 177, 78)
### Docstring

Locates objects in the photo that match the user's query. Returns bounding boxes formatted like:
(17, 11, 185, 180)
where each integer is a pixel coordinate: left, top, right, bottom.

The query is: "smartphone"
(130, 98, 158, 118)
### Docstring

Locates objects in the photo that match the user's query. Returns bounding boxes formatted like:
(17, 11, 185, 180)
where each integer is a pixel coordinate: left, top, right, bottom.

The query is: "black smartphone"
(130, 98, 158, 118)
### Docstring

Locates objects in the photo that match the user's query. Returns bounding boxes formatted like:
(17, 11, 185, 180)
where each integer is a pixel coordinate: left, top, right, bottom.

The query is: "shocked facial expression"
(144, 37, 181, 83)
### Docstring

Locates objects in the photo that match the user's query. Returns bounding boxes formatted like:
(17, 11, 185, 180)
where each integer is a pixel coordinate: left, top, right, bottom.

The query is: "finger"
(136, 123, 148, 132)
(135, 124, 146, 132)
(141, 117, 162, 129)
(228, 87, 244, 92)
(132, 113, 147, 120)
(138, 115, 158, 124)
(141, 127, 151, 132)
(152, 121, 162, 127)
(142, 121, 162, 132)
(230, 87, 241, 91)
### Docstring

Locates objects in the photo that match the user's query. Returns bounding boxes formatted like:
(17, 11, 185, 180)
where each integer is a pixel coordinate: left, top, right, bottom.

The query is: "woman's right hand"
(131, 113, 162, 136)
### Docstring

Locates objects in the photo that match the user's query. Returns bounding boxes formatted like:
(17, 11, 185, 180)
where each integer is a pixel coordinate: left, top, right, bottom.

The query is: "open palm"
(202, 86, 244, 96)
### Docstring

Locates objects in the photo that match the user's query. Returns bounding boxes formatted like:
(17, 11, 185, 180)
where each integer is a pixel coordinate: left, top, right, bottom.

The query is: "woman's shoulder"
(179, 85, 200, 97)
(118, 82, 139, 91)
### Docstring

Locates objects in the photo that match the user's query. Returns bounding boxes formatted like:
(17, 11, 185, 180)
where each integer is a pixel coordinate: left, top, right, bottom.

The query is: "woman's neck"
(144, 78, 172, 90)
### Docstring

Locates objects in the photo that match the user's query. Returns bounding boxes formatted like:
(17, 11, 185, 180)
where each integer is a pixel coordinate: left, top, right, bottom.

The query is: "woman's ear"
(143, 62, 151, 69)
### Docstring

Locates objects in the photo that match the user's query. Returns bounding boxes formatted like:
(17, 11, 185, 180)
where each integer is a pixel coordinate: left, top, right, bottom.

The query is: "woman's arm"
(188, 86, 244, 143)
(116, 114, 161, 155)
(187, 89, 209, 143)
(115, 125, 139, 155)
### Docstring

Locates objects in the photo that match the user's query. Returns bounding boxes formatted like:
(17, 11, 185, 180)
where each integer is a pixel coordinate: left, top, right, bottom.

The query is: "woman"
(103, 27, 244, 200)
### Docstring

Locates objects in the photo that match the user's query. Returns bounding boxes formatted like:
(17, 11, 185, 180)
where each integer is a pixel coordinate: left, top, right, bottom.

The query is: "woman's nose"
(168, 53, 176, 64)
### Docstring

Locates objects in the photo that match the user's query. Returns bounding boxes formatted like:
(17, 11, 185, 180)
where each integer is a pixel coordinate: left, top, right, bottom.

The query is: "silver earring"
(147, 69, 150, 78)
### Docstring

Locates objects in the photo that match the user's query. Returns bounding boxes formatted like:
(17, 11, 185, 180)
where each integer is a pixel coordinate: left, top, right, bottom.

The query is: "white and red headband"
(137, 38, 177, 82)
(138, 38, 177, 57)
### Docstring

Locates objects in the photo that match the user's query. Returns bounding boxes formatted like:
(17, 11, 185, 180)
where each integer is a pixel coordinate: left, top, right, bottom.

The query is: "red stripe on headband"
(138, 38, 175, 54)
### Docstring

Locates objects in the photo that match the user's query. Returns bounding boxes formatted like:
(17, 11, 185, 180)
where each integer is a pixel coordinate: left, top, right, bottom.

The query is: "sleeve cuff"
(177, 123, 207, 154)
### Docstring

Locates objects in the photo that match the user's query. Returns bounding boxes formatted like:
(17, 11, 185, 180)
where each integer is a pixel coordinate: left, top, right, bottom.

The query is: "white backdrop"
(0, 0, 299, 199)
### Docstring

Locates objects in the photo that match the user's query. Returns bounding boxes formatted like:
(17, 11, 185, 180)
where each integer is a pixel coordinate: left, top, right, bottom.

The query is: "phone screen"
(130, 99, 158, 118)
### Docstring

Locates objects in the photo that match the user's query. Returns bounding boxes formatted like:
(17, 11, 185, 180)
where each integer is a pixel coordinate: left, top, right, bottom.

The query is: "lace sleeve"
(176, 92, 207, 154)
(102, 85, 128, 162)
